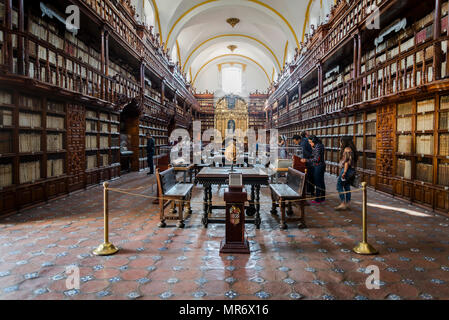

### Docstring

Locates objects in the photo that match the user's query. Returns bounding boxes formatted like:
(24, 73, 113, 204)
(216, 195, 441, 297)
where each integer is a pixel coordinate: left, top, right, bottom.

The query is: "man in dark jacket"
(294, 132, 314, 195)
(146, 133, 155, 175)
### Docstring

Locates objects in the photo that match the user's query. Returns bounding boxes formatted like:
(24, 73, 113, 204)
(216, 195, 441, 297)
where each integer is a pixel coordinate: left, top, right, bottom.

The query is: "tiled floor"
(0, 171, 449, 300)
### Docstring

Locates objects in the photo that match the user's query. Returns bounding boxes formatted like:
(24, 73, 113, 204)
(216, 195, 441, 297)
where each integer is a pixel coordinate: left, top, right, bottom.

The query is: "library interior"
(0, 0, 449, 301)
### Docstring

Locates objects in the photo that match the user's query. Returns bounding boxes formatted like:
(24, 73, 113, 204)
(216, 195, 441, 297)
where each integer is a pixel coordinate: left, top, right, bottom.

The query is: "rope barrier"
(92, 179, 377, 256)
(106, 186, 363, 205)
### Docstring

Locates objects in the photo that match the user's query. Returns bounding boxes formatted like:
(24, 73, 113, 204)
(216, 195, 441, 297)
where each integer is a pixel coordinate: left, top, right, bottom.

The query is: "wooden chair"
(156, 168, 194, 228)
(270, 167, 306, 230)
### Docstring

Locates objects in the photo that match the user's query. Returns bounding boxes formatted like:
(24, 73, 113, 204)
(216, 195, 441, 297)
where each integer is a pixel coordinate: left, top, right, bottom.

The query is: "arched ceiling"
(137, 0, 333, 92)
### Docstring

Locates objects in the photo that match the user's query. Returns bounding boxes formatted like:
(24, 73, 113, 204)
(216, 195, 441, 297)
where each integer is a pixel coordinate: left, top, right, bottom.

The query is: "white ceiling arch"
(190, 39, 274, 78)
(182, 33, 282, 75)
(133, 0, 334, 92)
(164, 0, 301, 54)
(192, 54, 271, 91)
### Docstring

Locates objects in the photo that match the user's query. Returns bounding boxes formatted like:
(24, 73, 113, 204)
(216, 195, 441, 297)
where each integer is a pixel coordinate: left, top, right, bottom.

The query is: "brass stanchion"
(353, 182, 378, 255)
(93, 182, 119, 256)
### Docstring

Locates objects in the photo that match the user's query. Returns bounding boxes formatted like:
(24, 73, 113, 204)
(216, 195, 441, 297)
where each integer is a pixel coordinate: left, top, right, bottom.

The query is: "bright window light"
(222, 67, 242, 94)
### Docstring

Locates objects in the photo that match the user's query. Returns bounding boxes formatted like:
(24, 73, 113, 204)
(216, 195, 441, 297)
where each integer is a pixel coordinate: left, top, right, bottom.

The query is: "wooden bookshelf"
(84, 108, 120, 185)
(138, 118, 168, 170)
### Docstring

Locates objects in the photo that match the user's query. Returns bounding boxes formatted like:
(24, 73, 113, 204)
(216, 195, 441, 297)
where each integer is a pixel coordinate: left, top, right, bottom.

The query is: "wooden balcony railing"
(271, 0, 390, 103)
(277, 37, 449, 125)
(82, 0, 142, 56)
(2, 29, 141, 105)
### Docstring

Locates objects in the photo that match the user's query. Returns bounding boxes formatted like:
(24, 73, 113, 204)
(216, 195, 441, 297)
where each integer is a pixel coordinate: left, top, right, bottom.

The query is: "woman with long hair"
(335, 137, 358, 210)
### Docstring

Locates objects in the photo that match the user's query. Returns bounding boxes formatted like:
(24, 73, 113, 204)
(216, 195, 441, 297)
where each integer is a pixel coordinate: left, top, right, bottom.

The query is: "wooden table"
(196, 167, 269, 229)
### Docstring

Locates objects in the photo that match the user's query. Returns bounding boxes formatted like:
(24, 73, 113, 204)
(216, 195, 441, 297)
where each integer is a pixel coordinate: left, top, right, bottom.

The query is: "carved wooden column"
(101, 28, 106, 99)
(285, 91, 289, 113)
(352, 33, 359, 78)
(318, 63, 323, 114)
(161, 80, 165, 105)
(357, 31, 362, 101)
(376, 104, 395, 193)
(17, 0, 25, 75)
(5, 0, 13, 73)
(140, 61, 145, 108)
(434, 0, 442, 80)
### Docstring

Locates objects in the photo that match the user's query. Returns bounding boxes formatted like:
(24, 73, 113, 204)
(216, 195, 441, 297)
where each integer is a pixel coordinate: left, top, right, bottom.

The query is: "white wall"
(195, 63, 269, 95)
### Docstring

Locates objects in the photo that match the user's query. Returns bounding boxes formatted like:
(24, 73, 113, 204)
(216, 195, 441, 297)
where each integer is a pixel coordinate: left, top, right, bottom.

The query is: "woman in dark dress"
(301, 135, 326, 203)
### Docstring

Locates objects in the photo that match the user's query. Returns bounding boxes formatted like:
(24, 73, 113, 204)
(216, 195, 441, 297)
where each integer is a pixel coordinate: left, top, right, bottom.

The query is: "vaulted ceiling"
(131, 0, 334, 93)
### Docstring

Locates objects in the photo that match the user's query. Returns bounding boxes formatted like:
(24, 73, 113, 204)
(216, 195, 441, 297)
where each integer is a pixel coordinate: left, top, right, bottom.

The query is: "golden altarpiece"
(214, 95, 249, 140)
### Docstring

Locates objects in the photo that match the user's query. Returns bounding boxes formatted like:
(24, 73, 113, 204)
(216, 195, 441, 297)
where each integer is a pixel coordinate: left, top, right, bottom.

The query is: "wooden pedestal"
(220, 186, 250, 254)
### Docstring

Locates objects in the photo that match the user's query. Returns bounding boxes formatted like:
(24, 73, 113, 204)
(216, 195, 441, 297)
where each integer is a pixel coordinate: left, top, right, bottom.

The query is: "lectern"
(220, 173, 250, 254)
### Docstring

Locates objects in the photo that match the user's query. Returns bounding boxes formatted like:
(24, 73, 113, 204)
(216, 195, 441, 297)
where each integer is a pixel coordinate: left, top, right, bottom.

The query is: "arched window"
(222, 66, 242, 94)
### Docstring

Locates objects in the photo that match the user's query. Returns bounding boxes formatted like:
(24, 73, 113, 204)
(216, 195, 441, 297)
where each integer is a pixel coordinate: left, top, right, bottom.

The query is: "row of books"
(441, 96, 449, 110)
(417, 113, 434, 131)
(416, 134, 434, 155)
(19, 95, 41, 110)
(19, 161, 40, 184)
(86, 110, 97, 119)
(86, 120, 97, 132)
(439, 163, 449, 186)
(47, 116, 65, 130)
(397, 158, 412, 179)
(398, 135, 413, 153)
(19, 112, 41, 128)
(99, 137, 109, 149)
(366, 136, 376, 151)
(302, 86, 319, 104)
(0, 163, 12, 188)
(0, 90, 12, 105)
(441, 134, 449, 156)
(19, 134, 41, 153)
(86, 135, 98, 150)
(417, 99, 435, 113)
(0, 131, 11, 153)
(47, 134, 64, 152)
(47, 158, 64, 178)
(416, 163, 433, 183)
(86, 155, 97, 170)
(440, 112, 449, 130)
(397, 116, 412, 132)
(100, 122, 109, 133)
(0, 108, 12, 126)
(356, 137, 364, 151)
(366, 157, 377, 171)
(100, 154, 109, 167)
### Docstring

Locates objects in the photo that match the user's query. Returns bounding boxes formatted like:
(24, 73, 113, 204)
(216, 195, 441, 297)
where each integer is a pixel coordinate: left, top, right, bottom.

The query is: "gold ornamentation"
(226, 18, 240, 28)
(230, 206, 241, 225)
(214, 95, 249, 141)
(227, 45, 237, 52)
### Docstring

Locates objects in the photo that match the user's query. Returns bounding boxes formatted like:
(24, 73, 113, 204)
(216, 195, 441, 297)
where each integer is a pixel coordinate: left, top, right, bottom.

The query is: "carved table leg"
(279, 198, 287, 230)
(247, 185, 256, 217)
(298, 201, 307, 229)
(207, 185, 213, 215)
(177, 200, 185, 228)
(270, 189, 278, 215)
(169, 200, 177, 215)
(202, 184, 209, 228)
(287, 201, 294, 216)
(158, 198, 166, 228)
(184, 194, 192, 216)
(255, 184, 261, 229)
